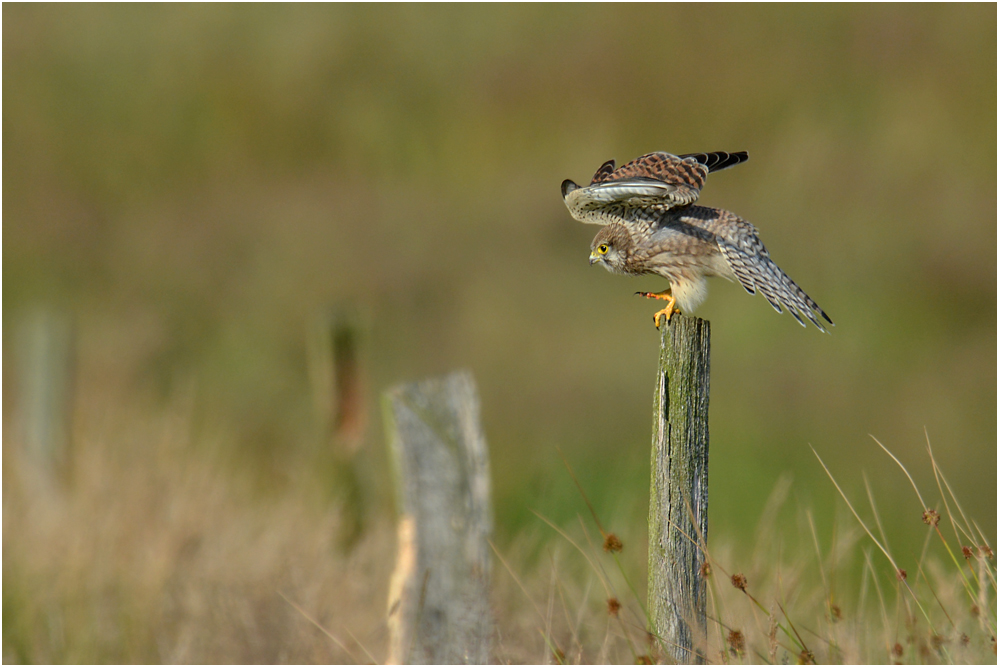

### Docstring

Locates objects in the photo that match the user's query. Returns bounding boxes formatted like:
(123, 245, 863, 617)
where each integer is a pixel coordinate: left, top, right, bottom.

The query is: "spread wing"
(714, 213, 833, 332)
(562, 151, 748, 226)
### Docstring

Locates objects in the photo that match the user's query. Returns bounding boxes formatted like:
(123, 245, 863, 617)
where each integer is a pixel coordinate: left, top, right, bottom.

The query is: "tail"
(678, 151, 749, 173)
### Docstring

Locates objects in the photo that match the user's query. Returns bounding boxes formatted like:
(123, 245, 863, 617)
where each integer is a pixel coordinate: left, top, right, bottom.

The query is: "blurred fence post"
(17, 307, 76, 490)
(308, 307, 367, 449)
(648, 315, 710, 664)
(383, 370, 493, 664)
(307, 307, 368, 549)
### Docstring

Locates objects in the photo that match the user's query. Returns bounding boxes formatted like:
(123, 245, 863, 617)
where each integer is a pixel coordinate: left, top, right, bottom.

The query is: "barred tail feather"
(678, 151, 749, 173)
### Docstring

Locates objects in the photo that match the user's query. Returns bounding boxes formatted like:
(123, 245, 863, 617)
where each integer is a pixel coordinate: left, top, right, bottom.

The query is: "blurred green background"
(4, 4, 995, 570)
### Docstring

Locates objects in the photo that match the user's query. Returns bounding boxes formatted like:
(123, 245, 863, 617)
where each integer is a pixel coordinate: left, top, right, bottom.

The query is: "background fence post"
(307, 306, 368, 550)
(18, 307, 76, 492)
(383, 370, 492, 664)
(648, 315, 711, 664)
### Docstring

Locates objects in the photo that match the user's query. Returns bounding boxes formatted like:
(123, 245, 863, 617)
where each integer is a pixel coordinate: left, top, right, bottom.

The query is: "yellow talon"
(653, 307, 672, 329)
(637, 290, 678, 329)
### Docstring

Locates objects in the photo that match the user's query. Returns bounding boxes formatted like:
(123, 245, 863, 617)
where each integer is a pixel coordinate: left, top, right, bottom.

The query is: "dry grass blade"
(972, 521, 996, 566)
(531, 510, 613, 599)
(555, 445, 606, 538)
(861, 549, 892, 660)
(545, 551, 558, 664)
(489, 538, 546, 623)
(775, 599, 813, 659)
(870, 435, 927, 509)
(557, 449, 652, 631)
(862, 473, 894, 569)
(538, 628, 565, 665)
(924, 430, 979, 547)
(576, 516, 648, 624)
(889, 435, 986, 605)
(532, 511, 642, 660)
(278, 591, 366, 664)
(806, 510, 830, 600)
(341, 625, 380, 665)
(914, 562, 955, 629)
(490, 539, 578, 664)
(811, 446, 898, 573)
(571, 575, 594, 649)
(811, 446, 938, 631)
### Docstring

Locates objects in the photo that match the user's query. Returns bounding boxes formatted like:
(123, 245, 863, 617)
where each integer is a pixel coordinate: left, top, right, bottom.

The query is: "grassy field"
(4, 399, 995, 662)
(3, 4, 996, 663)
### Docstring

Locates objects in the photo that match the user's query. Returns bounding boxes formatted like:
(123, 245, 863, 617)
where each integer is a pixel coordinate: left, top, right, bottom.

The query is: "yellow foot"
(636, 291, 679, 329)
(652, 305, 677, 329)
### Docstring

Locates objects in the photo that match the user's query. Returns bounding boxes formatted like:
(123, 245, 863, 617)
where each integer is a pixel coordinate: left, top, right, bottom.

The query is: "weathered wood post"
(648, 315, 710, 664)
(383, 371, 492, 664)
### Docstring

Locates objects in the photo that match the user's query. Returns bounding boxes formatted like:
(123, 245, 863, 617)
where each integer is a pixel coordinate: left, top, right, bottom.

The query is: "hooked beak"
(589, 253, 600, 265)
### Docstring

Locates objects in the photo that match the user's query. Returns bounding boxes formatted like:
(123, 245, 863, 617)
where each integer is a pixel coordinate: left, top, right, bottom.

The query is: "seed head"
(960, 633, 970, 646)
(607, 597, 621, 616)
(962, 546, 974, 560)
(829, 604, 842, 621)
(981, 544, 994, 560)
(896, 568, 907, 581)
(922, 509, 940, 526)
(727, 629, 745, 654)
(767, 615, 779, 663)
(699, 561, 712, 579)
(798, 649, 815, 664)
(731, 573, 748, 591)
(892, 643, 904, 657)
(603, 533, 623, 553)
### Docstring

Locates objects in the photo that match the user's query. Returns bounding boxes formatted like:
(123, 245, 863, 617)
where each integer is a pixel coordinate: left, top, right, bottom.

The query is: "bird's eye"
(598, 244, 609, 254)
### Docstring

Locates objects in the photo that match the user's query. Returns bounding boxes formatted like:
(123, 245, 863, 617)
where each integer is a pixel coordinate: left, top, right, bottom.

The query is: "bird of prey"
(561, 151, 833, 331)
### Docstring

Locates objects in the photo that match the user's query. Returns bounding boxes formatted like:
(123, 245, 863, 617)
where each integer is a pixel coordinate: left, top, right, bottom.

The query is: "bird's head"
(589, 224, 633, 274)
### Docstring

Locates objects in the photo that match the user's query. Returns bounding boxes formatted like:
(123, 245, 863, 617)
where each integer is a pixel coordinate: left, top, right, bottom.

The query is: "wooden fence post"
(383, 370, 492, 664)
(648, 315, 710, 664)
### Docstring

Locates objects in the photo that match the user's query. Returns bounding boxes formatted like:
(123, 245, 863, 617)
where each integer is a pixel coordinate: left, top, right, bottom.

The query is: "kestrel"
(562, 151, 833, 331)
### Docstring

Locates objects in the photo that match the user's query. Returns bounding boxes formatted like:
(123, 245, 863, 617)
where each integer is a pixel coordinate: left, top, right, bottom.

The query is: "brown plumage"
(568, 151, 832, 330)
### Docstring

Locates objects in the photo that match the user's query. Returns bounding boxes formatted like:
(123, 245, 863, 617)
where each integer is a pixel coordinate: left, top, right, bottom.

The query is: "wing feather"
(590, 159, 616, 184)
(562, 150, 747, 226)
(716, 216, 833, 331)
